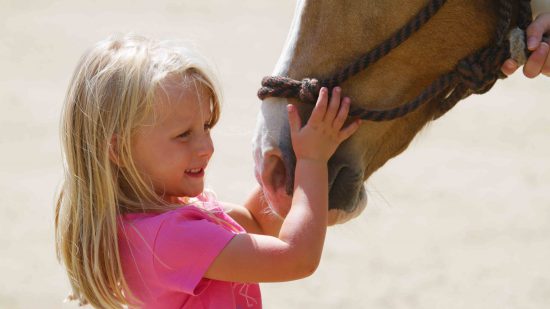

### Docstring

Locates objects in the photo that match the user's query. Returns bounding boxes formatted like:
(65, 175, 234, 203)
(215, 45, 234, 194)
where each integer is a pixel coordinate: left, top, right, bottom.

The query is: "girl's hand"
(205, 88, 360, 284)
(502, 13, 550, 77)
(287, 87, 360, 163)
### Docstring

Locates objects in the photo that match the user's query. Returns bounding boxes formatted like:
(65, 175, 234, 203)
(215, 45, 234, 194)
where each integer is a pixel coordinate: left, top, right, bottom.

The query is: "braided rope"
(321, 0, 448, 89)
(258, 0, 448, 104)
(258, 0, 533, 122)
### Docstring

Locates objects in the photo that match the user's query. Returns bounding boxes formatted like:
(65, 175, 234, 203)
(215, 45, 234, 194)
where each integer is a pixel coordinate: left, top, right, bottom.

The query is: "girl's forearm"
(277, 159, 328, 273)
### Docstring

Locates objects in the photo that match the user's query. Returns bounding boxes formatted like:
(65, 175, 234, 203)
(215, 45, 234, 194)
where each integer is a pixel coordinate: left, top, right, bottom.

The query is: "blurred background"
(1, 1, 549, 308)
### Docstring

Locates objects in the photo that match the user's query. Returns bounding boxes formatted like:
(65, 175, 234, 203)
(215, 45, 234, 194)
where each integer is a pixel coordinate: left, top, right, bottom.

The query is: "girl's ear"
(109, 135, 123, 167)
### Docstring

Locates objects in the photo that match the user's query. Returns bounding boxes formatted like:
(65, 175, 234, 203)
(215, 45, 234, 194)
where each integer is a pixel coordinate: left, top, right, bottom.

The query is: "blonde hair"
(55, 33, 221, 308)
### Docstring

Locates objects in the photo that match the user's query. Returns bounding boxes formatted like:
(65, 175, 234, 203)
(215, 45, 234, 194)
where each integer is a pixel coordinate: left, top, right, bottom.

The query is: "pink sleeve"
(153, 208, 236, 295)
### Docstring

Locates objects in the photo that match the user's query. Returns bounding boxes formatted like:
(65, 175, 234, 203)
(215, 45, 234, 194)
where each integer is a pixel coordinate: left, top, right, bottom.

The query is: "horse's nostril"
(261, 152, 287, 196)
(271, 157, 286, 192)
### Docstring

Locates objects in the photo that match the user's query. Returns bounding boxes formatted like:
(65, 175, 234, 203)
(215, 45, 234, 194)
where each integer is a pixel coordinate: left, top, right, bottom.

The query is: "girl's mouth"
(185, 168, 205, 178)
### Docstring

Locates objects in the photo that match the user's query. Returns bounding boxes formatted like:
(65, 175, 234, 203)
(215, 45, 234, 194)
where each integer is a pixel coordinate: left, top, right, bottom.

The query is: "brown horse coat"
(253, 0, 546, 223)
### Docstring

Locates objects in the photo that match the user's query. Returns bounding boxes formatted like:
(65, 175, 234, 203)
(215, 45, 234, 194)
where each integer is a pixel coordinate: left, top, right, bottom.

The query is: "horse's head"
(253, 0, 533, 223)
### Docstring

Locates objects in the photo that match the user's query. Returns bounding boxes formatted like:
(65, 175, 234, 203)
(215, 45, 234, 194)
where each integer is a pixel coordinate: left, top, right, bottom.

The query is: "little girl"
(55, 34, 360, 308)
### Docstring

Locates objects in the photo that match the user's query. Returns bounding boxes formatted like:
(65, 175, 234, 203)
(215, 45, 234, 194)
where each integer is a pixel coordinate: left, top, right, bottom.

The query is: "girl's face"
(131, 77, 214, 202)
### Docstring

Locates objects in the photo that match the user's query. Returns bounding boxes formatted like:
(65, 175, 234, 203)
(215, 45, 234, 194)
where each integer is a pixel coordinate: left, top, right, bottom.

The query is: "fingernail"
(528, 37, 539, 50)
(286, 104, 293, 112)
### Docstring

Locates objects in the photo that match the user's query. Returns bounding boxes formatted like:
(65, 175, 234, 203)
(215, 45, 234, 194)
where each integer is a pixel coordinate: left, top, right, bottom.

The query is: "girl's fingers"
(332, 97, 351, 129)
(287, 104, 302, 135)
(309, 87, 328, 124)
(325, 87, 341, 122)
(338, 119, 361, 142)
(524, 42, 550, 78)
(501, 59, 519, 76)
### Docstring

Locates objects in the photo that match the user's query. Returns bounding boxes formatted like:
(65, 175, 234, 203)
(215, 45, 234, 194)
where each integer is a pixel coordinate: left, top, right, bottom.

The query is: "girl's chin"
(183, 188, 204, 198)
(161, 187, 204, 202)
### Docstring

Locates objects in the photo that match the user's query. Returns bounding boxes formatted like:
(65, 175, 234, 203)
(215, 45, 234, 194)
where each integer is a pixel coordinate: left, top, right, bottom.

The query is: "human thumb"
(527, 14, 550, 50)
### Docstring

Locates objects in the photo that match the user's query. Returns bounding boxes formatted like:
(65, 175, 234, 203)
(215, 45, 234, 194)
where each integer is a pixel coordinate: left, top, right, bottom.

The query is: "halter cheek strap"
(258, 0, 533, 122)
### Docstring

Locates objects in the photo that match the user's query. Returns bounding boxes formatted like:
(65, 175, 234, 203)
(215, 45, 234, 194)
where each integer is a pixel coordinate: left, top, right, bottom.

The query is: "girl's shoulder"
(117, 192, 244, 299)
(119, 191, 244, 236)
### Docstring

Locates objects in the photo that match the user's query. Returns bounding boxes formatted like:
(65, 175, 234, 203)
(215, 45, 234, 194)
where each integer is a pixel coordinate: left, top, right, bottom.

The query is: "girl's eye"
(178, 130, 191, 139)
(178, 124, 211, 139)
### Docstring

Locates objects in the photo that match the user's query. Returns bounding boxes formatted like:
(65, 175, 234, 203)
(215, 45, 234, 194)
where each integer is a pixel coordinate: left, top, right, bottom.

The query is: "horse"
(253, 0, 546, 224)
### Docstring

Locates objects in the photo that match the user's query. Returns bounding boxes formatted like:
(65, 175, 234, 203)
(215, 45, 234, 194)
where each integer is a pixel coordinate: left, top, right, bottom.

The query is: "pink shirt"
(118, 193, 262, 308)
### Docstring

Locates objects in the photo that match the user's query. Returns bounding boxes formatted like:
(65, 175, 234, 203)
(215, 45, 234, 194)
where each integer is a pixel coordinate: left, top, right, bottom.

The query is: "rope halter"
(258, 0, 533, 122)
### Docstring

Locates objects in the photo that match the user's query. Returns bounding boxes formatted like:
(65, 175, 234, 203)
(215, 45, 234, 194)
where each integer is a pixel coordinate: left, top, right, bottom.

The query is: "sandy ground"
(1, 1, 549, 308)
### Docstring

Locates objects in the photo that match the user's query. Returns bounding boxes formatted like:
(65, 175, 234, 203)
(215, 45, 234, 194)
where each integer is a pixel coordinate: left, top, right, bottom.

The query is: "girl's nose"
(196, 134, 214, 158)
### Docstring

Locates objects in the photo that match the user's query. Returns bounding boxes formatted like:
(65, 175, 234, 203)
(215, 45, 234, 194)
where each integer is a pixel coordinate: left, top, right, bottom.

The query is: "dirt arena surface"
(1, 1, 549, 308)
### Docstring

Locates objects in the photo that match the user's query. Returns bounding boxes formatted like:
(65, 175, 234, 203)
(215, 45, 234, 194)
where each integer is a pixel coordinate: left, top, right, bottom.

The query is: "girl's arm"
(221, 187, 284, 237)
(502, 12, 550, 77)
(205, 87, 360, 283)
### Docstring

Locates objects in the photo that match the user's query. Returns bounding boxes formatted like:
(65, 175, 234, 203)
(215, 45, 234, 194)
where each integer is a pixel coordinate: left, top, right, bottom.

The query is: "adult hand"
(502, 13, 550, 78)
